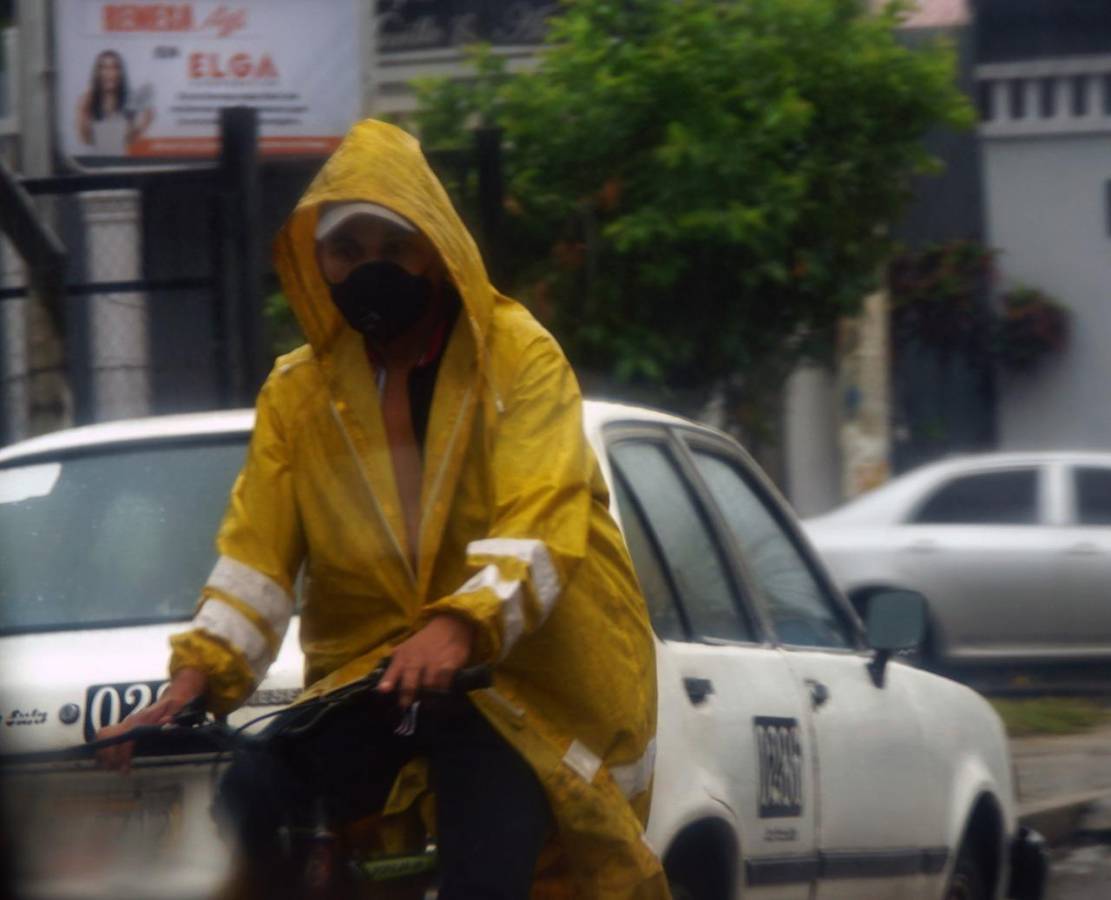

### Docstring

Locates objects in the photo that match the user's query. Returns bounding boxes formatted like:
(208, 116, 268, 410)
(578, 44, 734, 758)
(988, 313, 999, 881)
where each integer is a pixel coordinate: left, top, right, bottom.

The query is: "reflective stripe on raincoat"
(169, 119, 668, 897)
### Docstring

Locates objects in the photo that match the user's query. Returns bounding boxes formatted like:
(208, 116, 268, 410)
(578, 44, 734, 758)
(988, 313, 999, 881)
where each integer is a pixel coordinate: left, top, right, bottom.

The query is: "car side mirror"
(865, 590, 927, 688)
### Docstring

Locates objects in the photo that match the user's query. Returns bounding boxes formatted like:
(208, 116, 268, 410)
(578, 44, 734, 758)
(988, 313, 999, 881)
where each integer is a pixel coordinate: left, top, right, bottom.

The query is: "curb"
(1018, 789, 1111, 846)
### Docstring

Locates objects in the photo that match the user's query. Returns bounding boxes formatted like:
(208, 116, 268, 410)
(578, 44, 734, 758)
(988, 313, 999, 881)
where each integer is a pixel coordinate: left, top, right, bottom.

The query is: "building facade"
(975, 0, 1111, 451)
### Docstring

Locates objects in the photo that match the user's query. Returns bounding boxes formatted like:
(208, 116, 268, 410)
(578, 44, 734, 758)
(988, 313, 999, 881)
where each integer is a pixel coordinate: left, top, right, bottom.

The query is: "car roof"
(0, 400, 701, 465)
(808, 450, 1111, 526)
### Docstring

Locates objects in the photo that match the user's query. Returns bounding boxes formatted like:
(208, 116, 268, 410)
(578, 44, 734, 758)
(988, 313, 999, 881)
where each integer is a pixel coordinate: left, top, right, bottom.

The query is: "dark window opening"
(1008, 79, 1027, 119)
(913, 469, 1040, 526)
(1038, 77, 1057, 118)
(1070, 75, 1089, 116)
(978, 81, 995, 122)
(1074, 468, 1111, 526)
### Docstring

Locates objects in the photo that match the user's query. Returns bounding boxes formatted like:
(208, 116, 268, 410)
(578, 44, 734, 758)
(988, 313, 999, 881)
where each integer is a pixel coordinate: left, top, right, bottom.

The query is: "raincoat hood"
(274, 119, 494, 360)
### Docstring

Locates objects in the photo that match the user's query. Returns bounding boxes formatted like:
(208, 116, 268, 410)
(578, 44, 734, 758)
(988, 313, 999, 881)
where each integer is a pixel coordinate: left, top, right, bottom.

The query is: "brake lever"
(170, 695, 209, 728)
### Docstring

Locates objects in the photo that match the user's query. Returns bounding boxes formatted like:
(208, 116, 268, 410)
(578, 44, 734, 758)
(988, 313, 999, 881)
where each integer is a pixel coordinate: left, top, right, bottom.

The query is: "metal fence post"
(218, 106, 264, 406)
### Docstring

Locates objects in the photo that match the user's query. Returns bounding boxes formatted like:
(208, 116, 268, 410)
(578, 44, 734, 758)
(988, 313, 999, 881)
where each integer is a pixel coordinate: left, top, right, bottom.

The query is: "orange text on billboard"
(188, 52, 278, 80)
(102, 4, 194, 32)
(102, 5, 246, 37)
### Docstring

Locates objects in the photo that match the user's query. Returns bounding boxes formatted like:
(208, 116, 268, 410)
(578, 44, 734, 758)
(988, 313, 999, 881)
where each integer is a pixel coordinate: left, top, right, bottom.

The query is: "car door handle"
(906, 539, 939, 554)
(1065, 542, 1100, 556)
(683, 677, 714, 705)
(806, 679, 830, 709)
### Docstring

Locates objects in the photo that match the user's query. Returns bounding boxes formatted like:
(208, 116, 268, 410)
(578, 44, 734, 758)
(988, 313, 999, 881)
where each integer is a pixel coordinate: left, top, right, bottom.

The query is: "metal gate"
(0, 109, 503, 446)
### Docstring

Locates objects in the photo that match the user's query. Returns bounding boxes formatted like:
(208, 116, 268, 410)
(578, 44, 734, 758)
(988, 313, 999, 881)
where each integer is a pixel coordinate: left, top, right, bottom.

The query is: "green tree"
(414, 0, 972, 449)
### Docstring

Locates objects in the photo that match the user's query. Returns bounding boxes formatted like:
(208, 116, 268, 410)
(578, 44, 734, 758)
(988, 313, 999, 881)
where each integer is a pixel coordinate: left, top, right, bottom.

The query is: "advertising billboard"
(55, 1, 362, 161)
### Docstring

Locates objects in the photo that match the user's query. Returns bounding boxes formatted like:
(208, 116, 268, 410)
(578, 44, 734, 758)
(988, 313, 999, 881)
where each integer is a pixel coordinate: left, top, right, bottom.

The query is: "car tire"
(663, 830, 732, 900)
(667, 880, 697, 900)
(945, 844, 989, 900)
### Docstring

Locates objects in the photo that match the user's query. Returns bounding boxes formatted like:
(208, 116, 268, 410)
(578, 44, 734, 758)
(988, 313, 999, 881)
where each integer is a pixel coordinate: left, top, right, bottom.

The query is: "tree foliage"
(415, 0, 972, 398)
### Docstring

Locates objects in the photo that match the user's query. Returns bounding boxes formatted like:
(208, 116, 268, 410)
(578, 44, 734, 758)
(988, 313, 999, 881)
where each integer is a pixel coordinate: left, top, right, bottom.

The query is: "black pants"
(216, 697, 552, 899)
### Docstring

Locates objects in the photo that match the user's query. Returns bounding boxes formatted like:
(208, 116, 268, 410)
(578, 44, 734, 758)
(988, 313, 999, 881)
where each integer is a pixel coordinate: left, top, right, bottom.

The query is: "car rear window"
(0, 439, 247, 633)
(1074, 467, 1111, 525)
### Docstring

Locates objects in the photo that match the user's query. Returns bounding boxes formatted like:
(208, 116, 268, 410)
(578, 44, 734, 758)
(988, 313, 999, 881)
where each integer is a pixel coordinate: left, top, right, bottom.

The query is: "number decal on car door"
(84, 680, 169, 741)
(754, 716, 804, 818)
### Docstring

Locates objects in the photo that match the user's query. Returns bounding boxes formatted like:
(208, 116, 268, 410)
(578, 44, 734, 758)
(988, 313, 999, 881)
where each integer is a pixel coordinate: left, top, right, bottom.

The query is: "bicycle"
(46, 661, 494, 900)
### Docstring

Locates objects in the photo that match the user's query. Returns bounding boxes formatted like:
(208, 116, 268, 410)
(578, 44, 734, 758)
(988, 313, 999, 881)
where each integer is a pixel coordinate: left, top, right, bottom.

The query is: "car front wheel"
(946, 845, 989, 900)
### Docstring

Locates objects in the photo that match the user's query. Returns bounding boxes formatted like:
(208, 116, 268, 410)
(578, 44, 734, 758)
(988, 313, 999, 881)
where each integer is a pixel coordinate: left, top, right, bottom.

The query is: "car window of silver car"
(1073, 467, 1111, 525)
(689, 450, 853, 649)
(610, 440, 756, 643)
(911, 468, 1039, 525)
(0, 439, 247, 633)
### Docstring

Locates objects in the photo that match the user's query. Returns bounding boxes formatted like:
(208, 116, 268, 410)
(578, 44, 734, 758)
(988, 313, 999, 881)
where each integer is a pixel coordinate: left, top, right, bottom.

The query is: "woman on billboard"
(76, 50, 154, 156)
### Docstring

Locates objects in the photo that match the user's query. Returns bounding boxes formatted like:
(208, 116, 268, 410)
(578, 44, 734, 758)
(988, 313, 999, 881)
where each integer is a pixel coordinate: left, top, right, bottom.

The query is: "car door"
(606, 427, 817, 900)
(1049, 463, 1111, 653)
(679, 435, 940, 900)
(895, 465, 1057, 660)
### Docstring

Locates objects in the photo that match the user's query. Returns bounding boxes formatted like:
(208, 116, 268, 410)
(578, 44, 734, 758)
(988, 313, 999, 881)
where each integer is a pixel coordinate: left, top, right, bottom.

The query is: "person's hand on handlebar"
(95, 667, 208, 774)
(379, 615, 475, 708)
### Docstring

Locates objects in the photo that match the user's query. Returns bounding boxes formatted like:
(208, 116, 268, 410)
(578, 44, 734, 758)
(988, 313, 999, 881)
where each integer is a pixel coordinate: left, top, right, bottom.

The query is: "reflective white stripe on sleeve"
(466, 538, 561, 615)
(206, 555, 293, 637)
(610, 738, 657, 799)
(193, 598, 271, 682)
(458, 564, 525, 655)
(562, 739, 603, 784)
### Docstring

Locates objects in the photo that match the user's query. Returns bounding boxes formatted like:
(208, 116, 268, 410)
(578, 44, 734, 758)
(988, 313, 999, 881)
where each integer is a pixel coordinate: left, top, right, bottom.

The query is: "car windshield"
(0, 439, 247, 633)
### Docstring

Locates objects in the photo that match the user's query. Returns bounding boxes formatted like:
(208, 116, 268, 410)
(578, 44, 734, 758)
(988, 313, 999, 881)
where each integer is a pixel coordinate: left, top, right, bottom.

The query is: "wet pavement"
(1011, 724, 1111, 805)
(1048, 840, 1111, 899)
(1012, 723, 1111, 899)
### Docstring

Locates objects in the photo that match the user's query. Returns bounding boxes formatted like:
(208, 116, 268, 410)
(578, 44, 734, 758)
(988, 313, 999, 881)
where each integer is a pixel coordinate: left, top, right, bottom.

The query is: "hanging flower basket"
(994, 287, 1070, 373)
(888, 240, 996, 355)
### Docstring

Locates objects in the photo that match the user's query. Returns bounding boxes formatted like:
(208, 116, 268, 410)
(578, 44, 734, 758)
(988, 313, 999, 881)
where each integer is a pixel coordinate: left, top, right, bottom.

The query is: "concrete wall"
(783, 365, 842, 517)
(980, 71, 1111, 449)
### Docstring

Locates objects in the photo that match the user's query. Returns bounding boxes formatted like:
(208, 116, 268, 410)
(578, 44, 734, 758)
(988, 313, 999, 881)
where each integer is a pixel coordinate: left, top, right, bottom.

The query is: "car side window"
(610, 440, 755, 643)
(1074, 467, 1111, 525)
(912, 469, 1039, 525)
(690, 450, 853, 649)
(611, 472, 686, 641)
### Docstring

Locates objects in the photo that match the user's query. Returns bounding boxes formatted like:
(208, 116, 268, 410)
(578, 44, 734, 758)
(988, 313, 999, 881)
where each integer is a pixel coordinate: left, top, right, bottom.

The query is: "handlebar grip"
(451, 665, 493, 694)
(170, 696, 208, 728)
(368, 658, 493, 696)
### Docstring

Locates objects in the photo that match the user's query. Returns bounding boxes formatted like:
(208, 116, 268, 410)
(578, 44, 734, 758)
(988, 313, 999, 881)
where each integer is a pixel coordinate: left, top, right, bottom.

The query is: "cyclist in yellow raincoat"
(99, 119, 668, 899)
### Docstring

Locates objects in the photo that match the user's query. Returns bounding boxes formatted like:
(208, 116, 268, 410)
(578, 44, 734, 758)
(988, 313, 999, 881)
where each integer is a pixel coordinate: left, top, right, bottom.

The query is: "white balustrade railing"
(976, 56, 1111, 138)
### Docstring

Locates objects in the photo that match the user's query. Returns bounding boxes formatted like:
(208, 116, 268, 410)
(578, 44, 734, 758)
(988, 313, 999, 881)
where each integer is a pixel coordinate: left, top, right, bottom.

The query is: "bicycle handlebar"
(11, 662, 493, 766)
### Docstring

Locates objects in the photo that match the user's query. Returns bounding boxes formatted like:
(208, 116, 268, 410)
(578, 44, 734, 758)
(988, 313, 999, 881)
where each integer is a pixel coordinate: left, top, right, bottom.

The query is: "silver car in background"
(803, 452, 1111, 666)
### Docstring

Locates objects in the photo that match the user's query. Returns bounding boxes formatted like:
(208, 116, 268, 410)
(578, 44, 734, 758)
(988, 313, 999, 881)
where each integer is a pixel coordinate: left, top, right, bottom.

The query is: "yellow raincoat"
(169, 119, 668, 898)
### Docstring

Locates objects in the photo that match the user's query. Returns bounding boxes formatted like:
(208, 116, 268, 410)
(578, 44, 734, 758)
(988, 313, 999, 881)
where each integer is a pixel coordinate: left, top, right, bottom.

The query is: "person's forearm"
(165, 666, 208, 705)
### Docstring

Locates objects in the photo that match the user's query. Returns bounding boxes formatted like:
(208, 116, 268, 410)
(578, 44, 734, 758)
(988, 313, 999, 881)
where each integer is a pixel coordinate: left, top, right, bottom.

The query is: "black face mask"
(328, 260, 433, 343)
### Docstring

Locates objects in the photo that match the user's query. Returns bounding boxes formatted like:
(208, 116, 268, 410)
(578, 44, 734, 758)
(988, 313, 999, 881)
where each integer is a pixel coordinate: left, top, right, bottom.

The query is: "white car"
(804, 452, 1111, 667)
(0, 404, 1045, 900)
